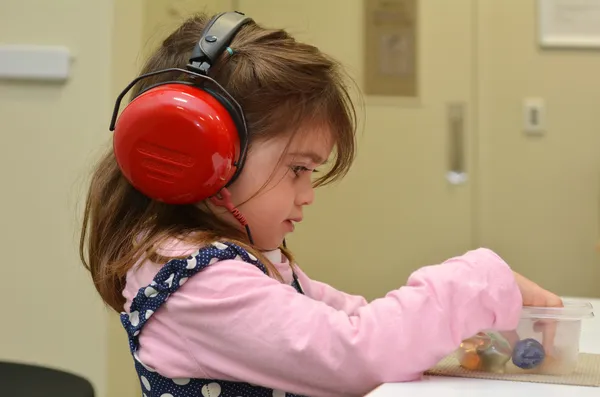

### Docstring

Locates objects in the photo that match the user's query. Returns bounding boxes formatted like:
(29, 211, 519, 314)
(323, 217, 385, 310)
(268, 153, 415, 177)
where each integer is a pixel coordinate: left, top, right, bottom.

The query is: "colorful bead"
(512, 338, 545, 369)
(459, 350, 482, 370)
(458, 332, 512, 373)
(479, 345, 511, 373)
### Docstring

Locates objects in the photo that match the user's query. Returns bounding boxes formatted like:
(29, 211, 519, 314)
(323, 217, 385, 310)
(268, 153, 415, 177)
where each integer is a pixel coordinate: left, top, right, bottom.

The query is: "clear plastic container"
(457, 300, 594, 375)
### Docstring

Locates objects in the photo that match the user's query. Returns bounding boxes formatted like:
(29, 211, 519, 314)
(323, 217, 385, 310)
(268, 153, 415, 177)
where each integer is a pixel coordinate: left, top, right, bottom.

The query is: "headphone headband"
(189, 11, 252, 75)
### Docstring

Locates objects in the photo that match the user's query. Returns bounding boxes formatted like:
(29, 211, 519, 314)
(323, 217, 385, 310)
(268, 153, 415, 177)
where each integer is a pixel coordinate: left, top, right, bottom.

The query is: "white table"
(366, 297, 600, 397)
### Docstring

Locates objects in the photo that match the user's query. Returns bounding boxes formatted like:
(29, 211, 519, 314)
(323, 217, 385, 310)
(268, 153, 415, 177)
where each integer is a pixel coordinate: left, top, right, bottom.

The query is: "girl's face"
(213, 126, 333, 251)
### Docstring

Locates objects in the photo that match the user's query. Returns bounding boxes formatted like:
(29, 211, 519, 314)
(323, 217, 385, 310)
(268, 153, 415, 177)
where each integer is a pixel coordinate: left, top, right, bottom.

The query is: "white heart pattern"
(186, 256, 197, 269)
(201, 382, 222, 397)
(140, 376, 151, 391)
(212, 242, 228, 250)
(144, 286, 158, 298)
(129, 311, 140, 327)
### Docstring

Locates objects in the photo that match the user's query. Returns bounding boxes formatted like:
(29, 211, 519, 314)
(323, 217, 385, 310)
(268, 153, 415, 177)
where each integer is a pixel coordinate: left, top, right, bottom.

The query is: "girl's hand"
(501, 272, 563, 355)
(513, 271, 563, 308)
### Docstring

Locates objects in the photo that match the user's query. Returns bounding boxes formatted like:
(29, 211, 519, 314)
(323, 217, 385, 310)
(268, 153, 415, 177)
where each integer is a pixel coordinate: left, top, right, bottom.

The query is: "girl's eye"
(291, 165, 318, 176)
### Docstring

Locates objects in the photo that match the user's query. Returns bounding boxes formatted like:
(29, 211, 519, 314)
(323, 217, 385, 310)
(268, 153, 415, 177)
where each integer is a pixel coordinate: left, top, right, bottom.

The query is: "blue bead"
(512, 338, 545, 369)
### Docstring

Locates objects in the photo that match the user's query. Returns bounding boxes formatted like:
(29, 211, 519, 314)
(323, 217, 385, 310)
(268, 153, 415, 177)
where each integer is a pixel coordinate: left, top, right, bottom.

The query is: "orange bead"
(460, 351, 481, 371)
(460, 333, 491, 352)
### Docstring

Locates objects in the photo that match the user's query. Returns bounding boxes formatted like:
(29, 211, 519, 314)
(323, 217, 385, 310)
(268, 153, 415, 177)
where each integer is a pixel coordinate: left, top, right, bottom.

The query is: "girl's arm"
(136, 247, 521, 397)
(294, 266, 369, 315)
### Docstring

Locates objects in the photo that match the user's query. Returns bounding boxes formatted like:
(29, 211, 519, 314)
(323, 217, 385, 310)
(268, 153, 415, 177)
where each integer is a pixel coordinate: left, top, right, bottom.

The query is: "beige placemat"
(425, 352, 600, 387)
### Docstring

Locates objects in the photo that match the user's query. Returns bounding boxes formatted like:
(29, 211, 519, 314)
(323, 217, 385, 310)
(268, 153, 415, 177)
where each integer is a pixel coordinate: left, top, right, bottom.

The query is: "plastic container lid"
(521, 300, 594, 320)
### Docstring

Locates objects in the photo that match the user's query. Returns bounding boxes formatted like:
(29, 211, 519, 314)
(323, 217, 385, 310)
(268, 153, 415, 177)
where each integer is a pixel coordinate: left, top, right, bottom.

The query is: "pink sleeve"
(294, 267, 369, 315)
(140, 247, 522, 397)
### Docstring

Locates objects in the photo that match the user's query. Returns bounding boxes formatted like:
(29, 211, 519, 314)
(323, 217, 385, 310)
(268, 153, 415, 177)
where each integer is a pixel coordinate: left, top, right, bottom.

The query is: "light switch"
(523, 98, 545, 134)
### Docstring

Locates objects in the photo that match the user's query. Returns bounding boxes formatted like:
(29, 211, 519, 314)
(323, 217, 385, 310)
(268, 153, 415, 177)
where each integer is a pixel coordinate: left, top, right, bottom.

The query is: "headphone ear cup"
(203, 88, 246, 139)
(203, 88, 248, 184)
(113, 83, 241, 204)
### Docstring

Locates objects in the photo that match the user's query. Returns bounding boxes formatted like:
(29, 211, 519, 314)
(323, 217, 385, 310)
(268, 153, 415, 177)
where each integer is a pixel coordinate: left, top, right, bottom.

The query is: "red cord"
(228, 206, 248, 227)
(210, 188, 248, 226)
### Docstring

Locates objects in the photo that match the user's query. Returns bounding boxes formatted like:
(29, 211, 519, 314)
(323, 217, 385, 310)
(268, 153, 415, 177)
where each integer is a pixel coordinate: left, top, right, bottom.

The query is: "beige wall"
(477, 0, 600, 298)
(0, 1, 116, 396)
(1, 1, 599, 396)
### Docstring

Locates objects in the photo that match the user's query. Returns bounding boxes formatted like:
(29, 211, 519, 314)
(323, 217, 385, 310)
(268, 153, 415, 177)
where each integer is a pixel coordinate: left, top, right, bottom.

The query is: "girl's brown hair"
(80, 12, 357, 312)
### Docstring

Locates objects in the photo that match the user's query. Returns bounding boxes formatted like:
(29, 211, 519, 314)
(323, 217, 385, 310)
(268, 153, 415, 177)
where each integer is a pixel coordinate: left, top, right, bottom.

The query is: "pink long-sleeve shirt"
(123, 242, 522, 397)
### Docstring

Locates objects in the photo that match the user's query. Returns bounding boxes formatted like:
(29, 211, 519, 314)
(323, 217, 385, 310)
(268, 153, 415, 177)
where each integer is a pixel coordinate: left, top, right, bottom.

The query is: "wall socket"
(523, 97, 545, 135)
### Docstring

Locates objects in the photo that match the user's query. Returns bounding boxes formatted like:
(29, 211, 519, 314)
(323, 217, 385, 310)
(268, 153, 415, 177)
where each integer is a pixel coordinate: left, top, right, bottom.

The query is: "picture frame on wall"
(364, 0, 418, 97)
(538, 0, 600, 48)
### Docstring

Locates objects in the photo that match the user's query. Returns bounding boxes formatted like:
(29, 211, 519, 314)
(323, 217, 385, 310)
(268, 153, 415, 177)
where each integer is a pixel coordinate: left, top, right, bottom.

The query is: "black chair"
(0, 361, 95, 397)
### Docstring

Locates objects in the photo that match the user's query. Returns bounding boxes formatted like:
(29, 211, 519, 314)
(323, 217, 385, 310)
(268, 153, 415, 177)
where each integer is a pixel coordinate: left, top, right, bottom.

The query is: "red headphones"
(109, 12, 253, 204)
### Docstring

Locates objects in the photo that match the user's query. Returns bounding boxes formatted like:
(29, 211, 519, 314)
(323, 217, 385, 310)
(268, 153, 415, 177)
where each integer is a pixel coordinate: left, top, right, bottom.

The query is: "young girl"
(80, 11, 562, 397)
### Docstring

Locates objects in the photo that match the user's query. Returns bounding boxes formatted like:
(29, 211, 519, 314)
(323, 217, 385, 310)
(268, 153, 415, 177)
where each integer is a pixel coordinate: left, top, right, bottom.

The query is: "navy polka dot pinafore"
(120, 241, 308, 397)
